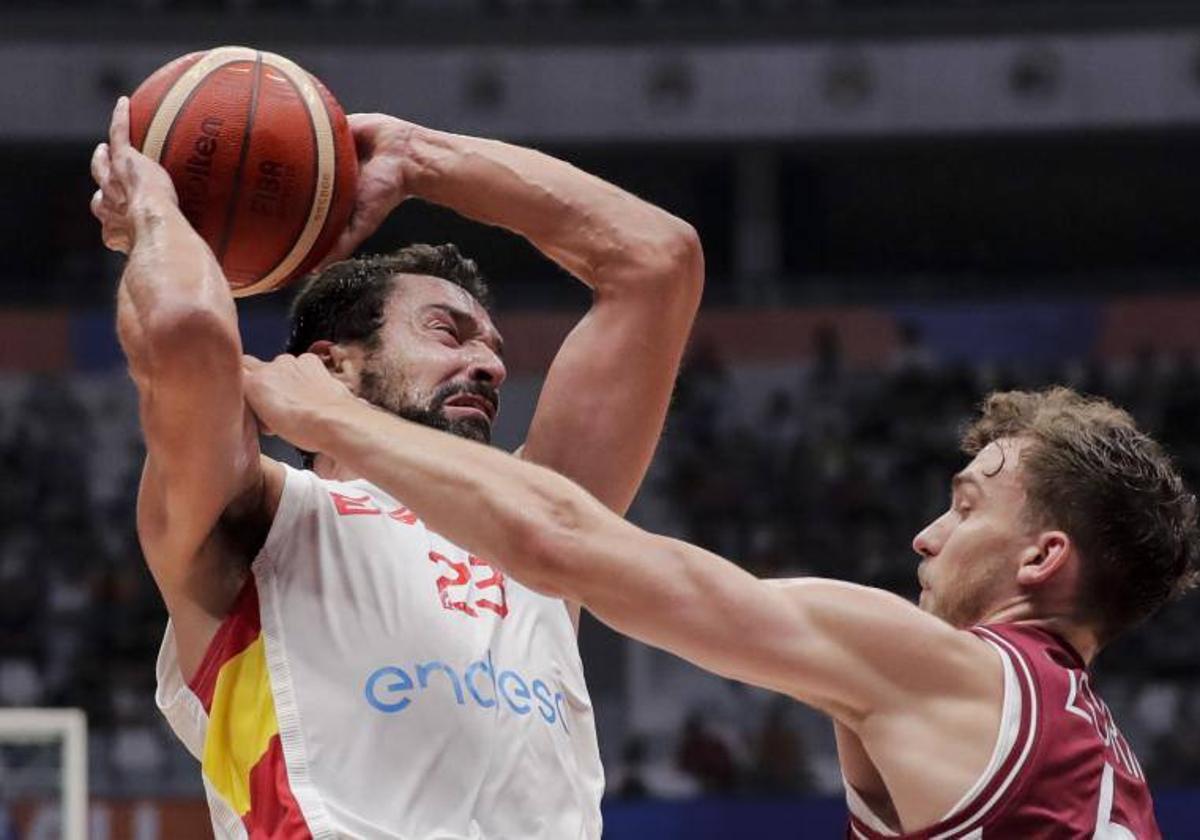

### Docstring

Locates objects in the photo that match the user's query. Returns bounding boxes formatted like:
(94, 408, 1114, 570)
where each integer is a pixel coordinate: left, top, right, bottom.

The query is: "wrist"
(311, 391, 408, 474)
(305, 392, 366, 457)
(395, 123, 448, 199)
(129, 194, 182, 241)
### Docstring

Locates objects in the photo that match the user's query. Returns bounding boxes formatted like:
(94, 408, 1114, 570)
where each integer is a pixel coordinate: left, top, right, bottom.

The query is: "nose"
(912, 514, 945, 559)
(467, 344, 507, 389)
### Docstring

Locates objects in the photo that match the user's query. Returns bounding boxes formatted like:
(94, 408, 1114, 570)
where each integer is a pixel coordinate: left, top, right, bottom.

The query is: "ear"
(1015, 530, 1074, 590)
(306, 340, 367, 391)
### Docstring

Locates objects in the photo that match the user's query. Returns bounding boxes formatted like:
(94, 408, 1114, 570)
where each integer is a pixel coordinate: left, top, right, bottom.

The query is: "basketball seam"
(143, 47, 257, 164)
(266, 68, 317, 292)
(286, 80, 321, 292)
(137, 54, 197, 152)
(223, 68, 313, 297)
(289, 80, 344, 291)
(215, 51, 264, 266)
(141, 47, 337, 298)
(231, 53, 335, 297)
(155, 63, 228, 176)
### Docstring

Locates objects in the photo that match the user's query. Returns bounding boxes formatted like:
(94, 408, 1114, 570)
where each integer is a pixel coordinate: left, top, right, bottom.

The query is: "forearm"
(117, 203, 239, 380)
(252, 358, 918, 715)
(262, 367, 989, 727)
(310, 398, 824, 696)
(311, 397, 608, 598)
(397, 127, 702, 523)
(403, 125, 698, 292)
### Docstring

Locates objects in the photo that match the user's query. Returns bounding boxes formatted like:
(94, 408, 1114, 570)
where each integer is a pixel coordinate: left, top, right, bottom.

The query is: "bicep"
(573, 534, 985, 725)
(765, 579, 992, 723)
(521, 256, 701, 516)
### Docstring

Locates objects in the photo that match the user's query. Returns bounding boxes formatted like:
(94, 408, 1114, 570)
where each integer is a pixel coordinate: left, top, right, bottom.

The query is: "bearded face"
(359, 360, 499, 444)
(352, 274, 506, 444)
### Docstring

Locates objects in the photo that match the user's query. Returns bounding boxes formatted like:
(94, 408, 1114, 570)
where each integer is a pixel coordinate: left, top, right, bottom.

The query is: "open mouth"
(443, 394, 497, 423)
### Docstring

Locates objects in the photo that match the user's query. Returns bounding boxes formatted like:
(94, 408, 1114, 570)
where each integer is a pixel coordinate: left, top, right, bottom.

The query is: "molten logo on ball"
(179, 116, 223, 223)
(128, 45, 358, 296)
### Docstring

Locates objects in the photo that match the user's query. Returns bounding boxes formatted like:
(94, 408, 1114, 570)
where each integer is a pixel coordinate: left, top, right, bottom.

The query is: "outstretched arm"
(243, 354, 995, 727)
(329, 115, 703, 515)
(92, 98, 274, 679)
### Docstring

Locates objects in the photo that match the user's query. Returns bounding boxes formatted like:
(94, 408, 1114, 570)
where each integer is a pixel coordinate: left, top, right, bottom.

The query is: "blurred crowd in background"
(2, 317, 1199, 798)
(5, 0, 1200, 822)
(647, 327, 1200, 794)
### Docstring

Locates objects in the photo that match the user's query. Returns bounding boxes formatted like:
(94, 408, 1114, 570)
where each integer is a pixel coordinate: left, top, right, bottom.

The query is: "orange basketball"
(129, 46, 358, 296)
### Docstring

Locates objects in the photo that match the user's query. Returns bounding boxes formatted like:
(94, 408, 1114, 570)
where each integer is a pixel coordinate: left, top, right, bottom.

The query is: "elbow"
(644, 218, 705, 306)
(596, 215, 704, 308)
(669, 221, 705, 303)
(647, 222, 704, 339)
(665, 218, 704, 275)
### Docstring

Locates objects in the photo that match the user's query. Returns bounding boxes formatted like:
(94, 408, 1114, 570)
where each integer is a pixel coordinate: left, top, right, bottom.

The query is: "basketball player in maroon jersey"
(240, 355, 1197, 837)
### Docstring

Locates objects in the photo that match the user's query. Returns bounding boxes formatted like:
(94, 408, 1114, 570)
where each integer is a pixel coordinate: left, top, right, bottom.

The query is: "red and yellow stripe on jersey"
(188, 580, 311, 839)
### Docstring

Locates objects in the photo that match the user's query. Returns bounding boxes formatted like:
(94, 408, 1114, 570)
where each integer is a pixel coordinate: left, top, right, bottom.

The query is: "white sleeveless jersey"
(155, 463, 604, 839)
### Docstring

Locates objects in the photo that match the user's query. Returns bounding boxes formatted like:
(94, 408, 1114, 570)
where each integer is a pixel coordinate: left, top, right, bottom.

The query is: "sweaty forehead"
(387, 273, 478, 310)
(386, 273, 497, 330)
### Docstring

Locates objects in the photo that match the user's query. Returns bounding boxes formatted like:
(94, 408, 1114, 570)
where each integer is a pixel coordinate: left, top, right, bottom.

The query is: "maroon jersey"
(847, 623, 1159, 839)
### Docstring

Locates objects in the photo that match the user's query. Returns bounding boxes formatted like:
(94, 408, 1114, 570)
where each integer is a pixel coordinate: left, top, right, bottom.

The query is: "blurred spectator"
(608, 736, 651, 799)
(0, 660, 41, 708)
(655, 339, 1200, 793)
(676, 712, 739, 794)
(2, 337, 1200, 795)
(750, 698, 814, 794)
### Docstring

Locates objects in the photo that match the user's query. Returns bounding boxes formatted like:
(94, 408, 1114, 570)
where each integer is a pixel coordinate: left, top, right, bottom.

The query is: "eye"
(432, 322, 460, 341)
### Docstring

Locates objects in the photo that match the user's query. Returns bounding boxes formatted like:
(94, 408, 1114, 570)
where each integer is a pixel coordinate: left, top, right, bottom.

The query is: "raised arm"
(243, 354, 997, 728)
(91, 99, 275, 679)
(332, 115, 703, 514)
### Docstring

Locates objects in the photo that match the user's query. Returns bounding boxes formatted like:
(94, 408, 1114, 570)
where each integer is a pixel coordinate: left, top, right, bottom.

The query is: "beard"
(359, 364, 498, 445)
(919, 555, 1007, 628)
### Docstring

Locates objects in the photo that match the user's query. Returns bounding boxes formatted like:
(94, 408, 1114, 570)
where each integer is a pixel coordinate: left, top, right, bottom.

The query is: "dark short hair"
(962, 387, 1200, 643)
(285, 243, 492, 356)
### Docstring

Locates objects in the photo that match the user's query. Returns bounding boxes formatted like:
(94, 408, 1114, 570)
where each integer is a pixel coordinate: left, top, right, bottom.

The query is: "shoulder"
(775, 578, 994, 668)
(770, 579, 1002, 719)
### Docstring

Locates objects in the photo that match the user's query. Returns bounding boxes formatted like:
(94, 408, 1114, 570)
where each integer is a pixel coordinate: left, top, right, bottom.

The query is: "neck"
(980, 599, 1100, 665)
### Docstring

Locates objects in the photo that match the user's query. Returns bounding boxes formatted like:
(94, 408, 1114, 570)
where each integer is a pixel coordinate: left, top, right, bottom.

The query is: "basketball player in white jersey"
(240, 351, 1197, 837)
(90, 97, 702, 838)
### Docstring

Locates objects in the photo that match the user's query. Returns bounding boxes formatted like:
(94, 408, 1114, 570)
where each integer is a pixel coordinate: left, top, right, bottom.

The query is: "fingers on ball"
(109, 96, 131, 150)
(90, 144, 110, 186)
